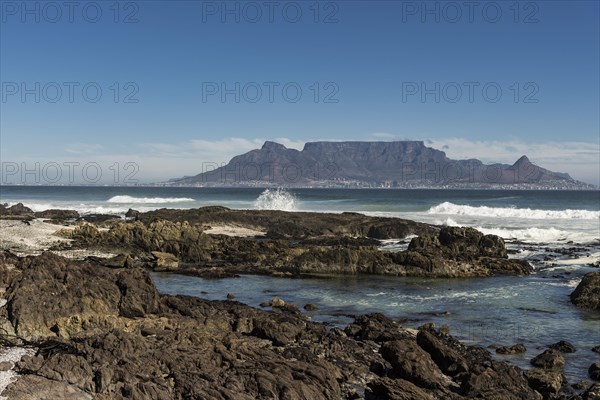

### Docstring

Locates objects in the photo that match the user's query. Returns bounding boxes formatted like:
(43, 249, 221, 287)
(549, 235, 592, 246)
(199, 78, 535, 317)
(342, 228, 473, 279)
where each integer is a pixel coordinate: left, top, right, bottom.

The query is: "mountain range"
(170, 141, 590, 189)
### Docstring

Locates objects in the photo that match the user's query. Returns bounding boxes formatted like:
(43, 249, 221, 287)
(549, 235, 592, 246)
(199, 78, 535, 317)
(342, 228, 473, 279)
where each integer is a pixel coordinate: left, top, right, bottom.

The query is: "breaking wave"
(253, 188, 297, 211)
(107, 195, 194, 204)
(475, 226, 595, 244)
(428, 202, 600, 220)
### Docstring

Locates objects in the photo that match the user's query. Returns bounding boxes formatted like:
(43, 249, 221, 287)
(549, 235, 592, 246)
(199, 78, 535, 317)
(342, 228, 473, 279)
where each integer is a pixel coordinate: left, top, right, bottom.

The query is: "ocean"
(1, 185, 599, 382)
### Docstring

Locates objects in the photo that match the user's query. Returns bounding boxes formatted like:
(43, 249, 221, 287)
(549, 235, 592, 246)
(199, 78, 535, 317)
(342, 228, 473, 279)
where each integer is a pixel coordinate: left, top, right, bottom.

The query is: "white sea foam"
(9, 201, 157, 216)
(475, 226, 596, 244)
(253, 188, 297, 211)
(107, 195, 194, 204)
(428, 202, 600, 220)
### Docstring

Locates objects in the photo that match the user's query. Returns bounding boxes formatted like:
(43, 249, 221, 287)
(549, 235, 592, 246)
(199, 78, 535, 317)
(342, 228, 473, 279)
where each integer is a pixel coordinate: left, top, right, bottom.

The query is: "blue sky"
(1, 0, 599, 184)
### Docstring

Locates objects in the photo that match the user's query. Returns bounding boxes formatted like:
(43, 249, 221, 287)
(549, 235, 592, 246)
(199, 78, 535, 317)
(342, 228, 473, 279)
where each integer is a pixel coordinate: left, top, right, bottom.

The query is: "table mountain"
(171, 141, 588, 188)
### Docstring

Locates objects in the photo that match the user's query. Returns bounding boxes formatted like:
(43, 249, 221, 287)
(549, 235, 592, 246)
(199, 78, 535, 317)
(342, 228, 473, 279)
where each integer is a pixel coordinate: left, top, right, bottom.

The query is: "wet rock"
(496, 344, 527, 355)
(590, 363, 600, 381)
(531, 349, 565, 370)
(584, 383, 600, 400)
(592, 346, 600, 354)
(304, 303, 318, 311)
(178, 267, 239, 279)
(571, 272, 600, 310)
(125, 208, 140, 219)
(524, 368, 565, 398)
(549, 340, 576, 353)
(226, 293, 235, 300)
(280, 303, 301, 315)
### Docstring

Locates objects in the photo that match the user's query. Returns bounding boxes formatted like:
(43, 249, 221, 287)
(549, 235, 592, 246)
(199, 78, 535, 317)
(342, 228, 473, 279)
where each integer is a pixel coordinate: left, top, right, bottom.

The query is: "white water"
(107, 195, 195, 204)
(428, 201, 600, 220)
(475, 226, 594, 244)
(253, 188, 298, 211)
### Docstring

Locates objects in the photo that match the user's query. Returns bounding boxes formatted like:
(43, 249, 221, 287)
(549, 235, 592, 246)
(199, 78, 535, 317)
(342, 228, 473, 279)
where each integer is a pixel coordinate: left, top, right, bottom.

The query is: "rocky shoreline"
(0, 203, 599, 399)
(25, 205, 533, 279)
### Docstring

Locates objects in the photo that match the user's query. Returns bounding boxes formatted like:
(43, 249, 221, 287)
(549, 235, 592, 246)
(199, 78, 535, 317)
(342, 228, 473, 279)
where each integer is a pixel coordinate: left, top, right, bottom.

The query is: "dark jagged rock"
(136, 206, 435, 240)
(0, 203, 33, 216)
(1, 253, 549, 399)
(392, 226, 532, 277)
(416, 329, 469, 376)
(549, 340, 577, 353)
(77, 214, 121, 223)
(584, 383, 600, 399)
(344, 313, 407, 342)
(380, 338, 449, 389)
(460, 360, 542, 400)
(524, 369, 566, 398)
(366, 377, 436, 400)
(34, 209, 79, 220)
(571, 272, 600, 310)
(65, 210, 531, 279)
(590, 364, 600, 381)
(5, 252, 162, 340)
(496, 344, 527, 354)
(87, 253, 134, 269)
(531, 349, 565, 370)
(125, 208, 140, 219)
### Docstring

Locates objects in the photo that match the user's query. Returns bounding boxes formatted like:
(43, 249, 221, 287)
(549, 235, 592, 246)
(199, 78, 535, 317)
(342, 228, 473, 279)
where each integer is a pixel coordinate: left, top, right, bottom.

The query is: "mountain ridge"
(170, 141, 591, 189)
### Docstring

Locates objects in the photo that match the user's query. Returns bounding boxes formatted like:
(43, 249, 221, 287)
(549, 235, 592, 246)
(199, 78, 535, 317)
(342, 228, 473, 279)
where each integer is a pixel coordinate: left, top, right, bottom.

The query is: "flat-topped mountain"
(171, 141, 589, 188)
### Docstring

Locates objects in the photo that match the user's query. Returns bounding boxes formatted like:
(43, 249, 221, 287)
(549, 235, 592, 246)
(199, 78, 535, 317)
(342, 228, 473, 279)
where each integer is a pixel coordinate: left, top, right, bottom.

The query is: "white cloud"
(141, 137, 305, 163)
(63, 143, 106, 154)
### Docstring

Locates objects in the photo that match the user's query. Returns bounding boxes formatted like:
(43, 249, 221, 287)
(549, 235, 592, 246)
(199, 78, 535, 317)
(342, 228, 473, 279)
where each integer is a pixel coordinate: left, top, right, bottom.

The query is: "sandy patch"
(0, 347, 35, 400)
(0, 219, 72, 256)
(204, 225, 266, 237)
(0, 219, 114, 259)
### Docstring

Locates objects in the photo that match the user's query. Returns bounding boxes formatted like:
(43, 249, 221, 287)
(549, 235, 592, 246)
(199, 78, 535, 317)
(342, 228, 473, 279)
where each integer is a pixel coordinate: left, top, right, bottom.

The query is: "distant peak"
(513, 155, 531, 166)
(262, 141, 287, 151)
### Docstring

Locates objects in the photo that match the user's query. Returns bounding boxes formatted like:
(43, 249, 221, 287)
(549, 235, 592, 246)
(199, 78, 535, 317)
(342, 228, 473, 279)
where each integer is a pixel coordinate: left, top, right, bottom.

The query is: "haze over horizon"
(1, 1, 599, 184)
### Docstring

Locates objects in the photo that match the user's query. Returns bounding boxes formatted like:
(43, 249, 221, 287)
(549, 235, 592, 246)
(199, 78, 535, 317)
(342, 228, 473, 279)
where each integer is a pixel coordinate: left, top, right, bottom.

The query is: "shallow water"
(153, 245, 600, 383)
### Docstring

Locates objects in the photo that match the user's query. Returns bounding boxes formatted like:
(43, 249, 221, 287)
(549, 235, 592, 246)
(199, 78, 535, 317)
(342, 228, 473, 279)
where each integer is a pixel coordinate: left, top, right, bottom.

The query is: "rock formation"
(0, 252, 549, 399)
